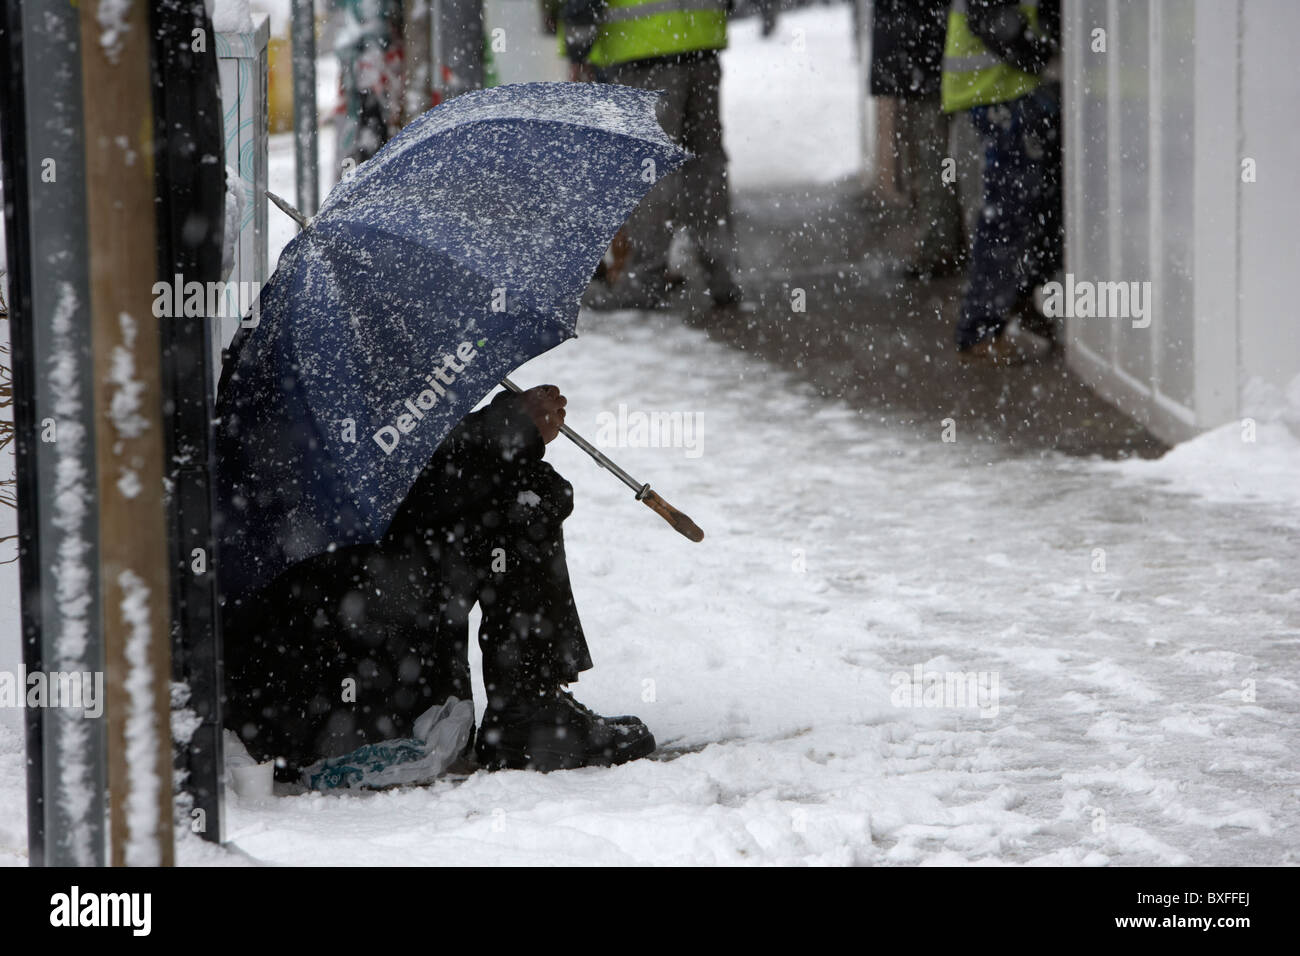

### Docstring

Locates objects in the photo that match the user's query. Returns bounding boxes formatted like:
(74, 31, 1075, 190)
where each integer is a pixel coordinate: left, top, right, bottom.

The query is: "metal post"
(77, 0, 176, 866)
(0, 0, 108, 867)
(292, 0, 320, 216)
(149, 0, 228, 847)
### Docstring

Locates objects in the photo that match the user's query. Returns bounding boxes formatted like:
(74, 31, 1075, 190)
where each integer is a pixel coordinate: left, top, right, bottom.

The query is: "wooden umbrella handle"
(638, 488, 705, 542)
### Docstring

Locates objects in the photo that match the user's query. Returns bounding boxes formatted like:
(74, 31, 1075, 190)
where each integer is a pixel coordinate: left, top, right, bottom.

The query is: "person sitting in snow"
(222, 384, 655, 777)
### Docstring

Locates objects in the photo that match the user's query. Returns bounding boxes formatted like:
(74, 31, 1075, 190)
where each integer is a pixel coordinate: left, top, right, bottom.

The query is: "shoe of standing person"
(1012, 294, 1060, 343)
(958, 321, 1052, 367)
(710, 280, 745, 310)
(903, 249, 968, 280)
(582, 273, 670, 312)
(681, 282, 755, 328)
(475, 686, 656, 772)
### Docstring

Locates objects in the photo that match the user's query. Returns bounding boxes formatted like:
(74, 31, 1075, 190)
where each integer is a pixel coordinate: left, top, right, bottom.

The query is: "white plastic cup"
(230, 760, 274, 802)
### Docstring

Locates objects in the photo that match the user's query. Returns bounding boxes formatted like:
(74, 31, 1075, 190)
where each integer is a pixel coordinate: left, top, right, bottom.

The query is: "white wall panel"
(1066, 0, 1300, 444)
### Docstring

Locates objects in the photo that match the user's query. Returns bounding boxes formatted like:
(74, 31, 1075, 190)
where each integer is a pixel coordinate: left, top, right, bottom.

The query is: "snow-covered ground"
(159, 302, 1295, 866)
(2, 3, 1298, 867)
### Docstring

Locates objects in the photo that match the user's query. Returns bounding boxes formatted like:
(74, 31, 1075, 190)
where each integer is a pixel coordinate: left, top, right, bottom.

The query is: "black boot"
(476, 687, 655, 772)
(554, 688, 643, 727)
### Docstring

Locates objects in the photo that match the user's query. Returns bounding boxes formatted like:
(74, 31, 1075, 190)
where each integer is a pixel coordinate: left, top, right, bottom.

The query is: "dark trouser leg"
(680, 53, 739, 301)
(955, 89, 1062, 350)
(475, 472, 593, 713)
(223, 544, 447, 773)
(416, 529, 479, 707)
(607, 58, 689, 291)
(1025, 83, 1063, 286)
(903, 95, 966, 269)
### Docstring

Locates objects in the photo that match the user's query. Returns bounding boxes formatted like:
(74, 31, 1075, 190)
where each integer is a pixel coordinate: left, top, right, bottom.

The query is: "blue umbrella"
(215, 82, 689, 609)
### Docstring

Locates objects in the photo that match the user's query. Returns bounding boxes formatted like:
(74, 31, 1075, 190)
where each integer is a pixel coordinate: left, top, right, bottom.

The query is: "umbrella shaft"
(499, 377, 646, 496)
(558, 421, 645, 494)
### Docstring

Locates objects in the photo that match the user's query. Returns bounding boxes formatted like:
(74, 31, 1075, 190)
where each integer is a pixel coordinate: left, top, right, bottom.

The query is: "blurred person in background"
(942, 0, 1062, 366)
(331, 0, 407, 168)
(556, 0, 780, 315)
(870, 0, 967, 279)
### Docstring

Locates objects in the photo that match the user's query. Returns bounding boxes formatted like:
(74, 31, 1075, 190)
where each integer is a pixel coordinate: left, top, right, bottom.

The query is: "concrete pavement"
(667, 180, 1165, 460)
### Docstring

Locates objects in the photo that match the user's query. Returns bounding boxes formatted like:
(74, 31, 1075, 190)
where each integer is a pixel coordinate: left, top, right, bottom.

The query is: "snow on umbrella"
(215, 82, 688, 610)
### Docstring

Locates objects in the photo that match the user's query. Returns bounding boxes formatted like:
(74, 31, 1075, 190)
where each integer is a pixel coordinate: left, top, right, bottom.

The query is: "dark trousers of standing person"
(222, 420, 592, 777)
(954, 83, 1063, 351)
(602, 51, 741, 305)
(895, 94, 966, 274)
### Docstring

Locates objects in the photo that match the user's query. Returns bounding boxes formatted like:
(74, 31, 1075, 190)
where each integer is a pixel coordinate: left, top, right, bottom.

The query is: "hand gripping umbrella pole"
(269, 191, 703, 543)
(500, 378, 704, 543)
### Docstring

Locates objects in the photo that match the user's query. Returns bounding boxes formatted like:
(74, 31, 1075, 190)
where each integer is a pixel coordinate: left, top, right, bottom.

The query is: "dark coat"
(869, 0, 949, 98)
(870, 1, 1061, 98)
(222, 391, 588, 773)
(966, 0, 1060, 76)
(383, 389, 572, 548)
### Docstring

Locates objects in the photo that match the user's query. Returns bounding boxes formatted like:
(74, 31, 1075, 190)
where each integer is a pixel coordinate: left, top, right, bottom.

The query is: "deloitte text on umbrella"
(373, 341, 480, 455)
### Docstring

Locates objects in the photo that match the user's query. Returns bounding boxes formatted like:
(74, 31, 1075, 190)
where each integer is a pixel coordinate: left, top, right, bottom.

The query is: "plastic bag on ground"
(300, 697, 476, 791)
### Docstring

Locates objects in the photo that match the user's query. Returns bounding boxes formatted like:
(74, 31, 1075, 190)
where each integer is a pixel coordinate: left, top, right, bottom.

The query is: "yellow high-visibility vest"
(586, 0, 729, 68)
(941, 0, 1041, 112)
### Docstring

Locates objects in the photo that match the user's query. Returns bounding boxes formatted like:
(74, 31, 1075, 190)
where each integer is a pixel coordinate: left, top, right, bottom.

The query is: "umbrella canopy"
(215, 82, 687, 608)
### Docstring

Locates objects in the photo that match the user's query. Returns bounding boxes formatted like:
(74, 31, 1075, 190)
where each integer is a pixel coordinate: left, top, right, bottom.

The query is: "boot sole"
(478, 731, 657, 773)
